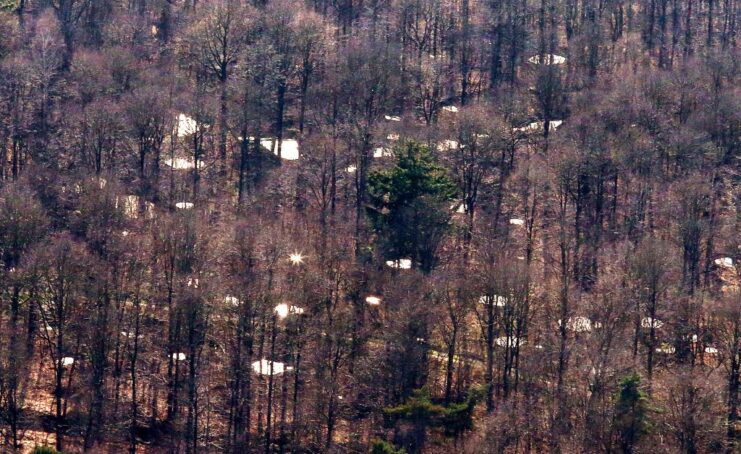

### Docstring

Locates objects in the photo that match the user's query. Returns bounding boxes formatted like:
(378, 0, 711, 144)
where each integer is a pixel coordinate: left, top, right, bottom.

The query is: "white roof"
(274, 303, 305, 319)
(509, 218, 525, 226)
(61, 357, 75, 367)
(164, 157, 203, 170)
(224, 296, 241, 306)
(559, 316, 593, 333)
(513, 120, 563, 133)
(494, 336, 524, 348)
(177, 114, 198, 137)
(172, 352, 186, 361)
(251, 359, 286, 375)
(386, 258, 412, 270)
(118, 195, 154, 219)
(384, 115, 401, 122)
(641, 317, 664, 329)
(550, 120, 564, 130)
(121, 195, 139, 217)
(175, 202, 194, 210)
(373, 147, 394, 158)
(528, 54, 566, 65)
(513, 122, 540, 133)
(450, 201, 467, 213)
(714, 257, 734, 268)
(261, 138, 300, 161)
(442, 105, 459, 113)
(436, 140, 460, 151)
(365, 295, 382, 305)
(478, 295, 507, 307)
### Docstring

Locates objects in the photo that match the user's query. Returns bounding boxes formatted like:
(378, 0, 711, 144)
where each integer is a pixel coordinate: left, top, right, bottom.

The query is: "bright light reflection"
(365, 296, 382, 306)
(289, 253, 305, 265)
(274, 303, 305, 319)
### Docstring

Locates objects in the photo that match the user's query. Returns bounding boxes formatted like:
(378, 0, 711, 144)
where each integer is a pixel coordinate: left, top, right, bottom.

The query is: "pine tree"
(367, 142, 457, 273)
(613, 373, 652, 453)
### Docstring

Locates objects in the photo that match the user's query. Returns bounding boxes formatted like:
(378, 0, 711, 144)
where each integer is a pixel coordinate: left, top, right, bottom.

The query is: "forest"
(0, 0, 739, 453)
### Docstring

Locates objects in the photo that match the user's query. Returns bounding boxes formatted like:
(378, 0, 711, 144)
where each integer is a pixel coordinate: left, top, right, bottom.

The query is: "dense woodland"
(0, 0, 739, 453)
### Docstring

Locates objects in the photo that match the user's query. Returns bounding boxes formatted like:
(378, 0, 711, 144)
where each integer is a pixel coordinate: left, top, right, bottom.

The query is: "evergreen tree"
(383, 386, 483, 453)
(31, 446, 60, 454)
(368, 142, 456, 273)
(371, 439, 407, 454)
(613, 373, 652, 453)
